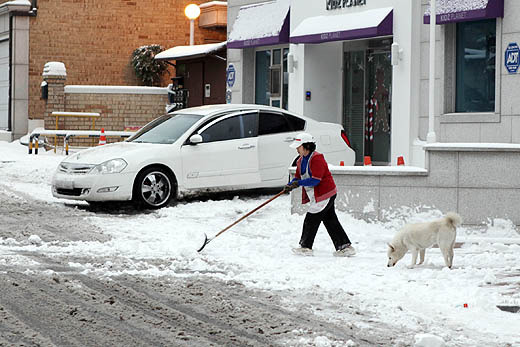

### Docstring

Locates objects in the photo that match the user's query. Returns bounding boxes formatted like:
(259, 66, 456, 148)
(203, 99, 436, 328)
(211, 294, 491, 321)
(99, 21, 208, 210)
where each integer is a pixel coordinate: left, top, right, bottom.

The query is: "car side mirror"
(189, 134, 203, 144)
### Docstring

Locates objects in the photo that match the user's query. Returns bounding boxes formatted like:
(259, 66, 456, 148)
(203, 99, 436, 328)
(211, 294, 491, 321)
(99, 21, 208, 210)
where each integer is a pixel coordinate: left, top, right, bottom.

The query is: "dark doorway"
(185, 62, 204, 107)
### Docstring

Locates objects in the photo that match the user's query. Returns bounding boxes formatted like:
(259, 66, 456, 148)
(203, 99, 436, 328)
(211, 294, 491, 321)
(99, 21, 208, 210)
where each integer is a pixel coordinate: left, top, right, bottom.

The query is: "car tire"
(133, 167, 176, 209)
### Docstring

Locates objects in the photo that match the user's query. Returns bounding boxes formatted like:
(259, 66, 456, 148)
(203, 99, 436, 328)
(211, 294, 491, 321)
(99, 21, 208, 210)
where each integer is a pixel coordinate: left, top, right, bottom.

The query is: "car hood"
(63, 142, 168, 165)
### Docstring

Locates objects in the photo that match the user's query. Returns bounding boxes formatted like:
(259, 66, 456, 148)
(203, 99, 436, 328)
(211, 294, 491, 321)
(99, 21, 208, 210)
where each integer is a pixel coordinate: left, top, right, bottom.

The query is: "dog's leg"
(448, 243, 455, 268)
(440, 247, 452, 268)
(410, 249, 418, 268)
(439, 236, 455, 268)
(418, 249, 425, 265)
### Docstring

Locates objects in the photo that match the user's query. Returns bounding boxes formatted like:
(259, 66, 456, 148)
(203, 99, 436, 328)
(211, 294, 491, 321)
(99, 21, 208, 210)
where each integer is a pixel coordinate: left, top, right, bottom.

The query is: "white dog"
(387, 212, 462, 269)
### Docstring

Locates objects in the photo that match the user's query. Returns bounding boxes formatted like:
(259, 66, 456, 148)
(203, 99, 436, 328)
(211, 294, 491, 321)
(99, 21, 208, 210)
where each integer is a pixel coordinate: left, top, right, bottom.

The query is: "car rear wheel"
(133, 167, 175, 209)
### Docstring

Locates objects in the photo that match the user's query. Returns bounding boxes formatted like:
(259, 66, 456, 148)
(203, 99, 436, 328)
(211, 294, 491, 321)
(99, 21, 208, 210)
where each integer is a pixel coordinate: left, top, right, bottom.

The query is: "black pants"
(299, 195, 351, 251)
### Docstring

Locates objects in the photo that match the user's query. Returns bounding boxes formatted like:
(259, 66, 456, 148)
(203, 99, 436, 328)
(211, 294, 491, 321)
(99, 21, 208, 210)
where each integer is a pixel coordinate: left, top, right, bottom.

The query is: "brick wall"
(43, 91, 168, 131)
(26, 0, 226, 122)
(43, 75, 168, 147)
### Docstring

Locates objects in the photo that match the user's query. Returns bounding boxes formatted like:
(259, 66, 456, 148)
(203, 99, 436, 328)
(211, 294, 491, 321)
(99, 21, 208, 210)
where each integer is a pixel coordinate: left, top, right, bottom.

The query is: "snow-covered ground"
(1, 140, 519, 346)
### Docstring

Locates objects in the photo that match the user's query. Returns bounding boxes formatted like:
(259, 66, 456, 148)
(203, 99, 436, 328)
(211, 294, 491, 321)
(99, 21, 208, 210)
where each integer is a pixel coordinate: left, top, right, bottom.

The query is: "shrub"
(131, 44, 168, 86)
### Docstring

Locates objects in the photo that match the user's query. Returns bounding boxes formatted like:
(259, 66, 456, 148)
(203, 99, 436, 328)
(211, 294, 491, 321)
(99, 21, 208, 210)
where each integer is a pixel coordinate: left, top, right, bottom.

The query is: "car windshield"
(128, 113, 204, 144)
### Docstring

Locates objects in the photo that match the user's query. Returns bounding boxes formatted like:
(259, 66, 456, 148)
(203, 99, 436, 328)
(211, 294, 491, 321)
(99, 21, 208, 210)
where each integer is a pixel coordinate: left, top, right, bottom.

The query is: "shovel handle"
(214, 190, 285, 239)
(197, 190, 285, 252)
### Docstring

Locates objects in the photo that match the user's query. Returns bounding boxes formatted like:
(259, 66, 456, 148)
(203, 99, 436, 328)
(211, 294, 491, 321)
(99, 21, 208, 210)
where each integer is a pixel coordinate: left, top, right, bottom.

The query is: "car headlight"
(90, 159, 127, 174)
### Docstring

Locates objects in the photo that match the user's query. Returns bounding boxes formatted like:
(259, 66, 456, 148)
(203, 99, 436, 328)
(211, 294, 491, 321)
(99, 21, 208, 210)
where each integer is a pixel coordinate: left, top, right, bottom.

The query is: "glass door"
(343, 39, 392, 165)
(343, 51, 366, 164)
(366, 46, 392, 164)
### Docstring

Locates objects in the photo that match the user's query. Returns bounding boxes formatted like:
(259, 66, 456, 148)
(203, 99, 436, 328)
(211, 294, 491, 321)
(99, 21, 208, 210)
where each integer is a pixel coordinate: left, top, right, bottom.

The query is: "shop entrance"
(343, 39, 392, 165)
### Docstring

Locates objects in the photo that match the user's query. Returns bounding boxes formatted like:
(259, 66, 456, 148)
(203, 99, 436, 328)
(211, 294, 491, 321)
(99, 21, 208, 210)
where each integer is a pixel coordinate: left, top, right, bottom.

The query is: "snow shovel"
(197, 190, 286, 252)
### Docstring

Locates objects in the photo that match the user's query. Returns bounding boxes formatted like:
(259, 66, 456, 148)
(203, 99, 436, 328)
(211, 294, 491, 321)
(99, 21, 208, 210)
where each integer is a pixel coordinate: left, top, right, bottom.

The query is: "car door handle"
(238, 144, 255, 149)
(284, 137, 295, 142)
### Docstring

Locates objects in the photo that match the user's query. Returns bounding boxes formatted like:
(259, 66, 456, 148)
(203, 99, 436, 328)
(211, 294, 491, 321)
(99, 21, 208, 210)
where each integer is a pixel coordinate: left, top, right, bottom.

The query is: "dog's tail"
(445, 212, 462, 227)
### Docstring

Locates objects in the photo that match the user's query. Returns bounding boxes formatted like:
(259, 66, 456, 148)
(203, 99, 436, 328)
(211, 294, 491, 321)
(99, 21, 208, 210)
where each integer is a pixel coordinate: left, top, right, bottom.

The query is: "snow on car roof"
(171, 104, 295, 116)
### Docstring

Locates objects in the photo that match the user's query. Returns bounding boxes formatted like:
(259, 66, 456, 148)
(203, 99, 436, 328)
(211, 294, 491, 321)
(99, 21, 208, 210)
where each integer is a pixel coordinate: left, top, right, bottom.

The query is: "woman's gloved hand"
(283, 180, 299, 193)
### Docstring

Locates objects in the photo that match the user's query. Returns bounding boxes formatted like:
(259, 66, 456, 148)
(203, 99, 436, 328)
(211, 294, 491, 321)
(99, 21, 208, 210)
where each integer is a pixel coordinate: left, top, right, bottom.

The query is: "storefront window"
(270, 66, 281, 96)
(255, 51, 271, 105)
(455, 19, 496, 113)
(255, 47, 289, 109)
(283, 48, 289, 110)
(273, 49, 281, 65)
(270, 49, 281, 97)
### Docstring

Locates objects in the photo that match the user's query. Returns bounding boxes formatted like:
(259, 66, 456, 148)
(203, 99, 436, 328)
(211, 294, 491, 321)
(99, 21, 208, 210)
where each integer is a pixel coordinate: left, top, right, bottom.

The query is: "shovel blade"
(197, 233, 209, 252)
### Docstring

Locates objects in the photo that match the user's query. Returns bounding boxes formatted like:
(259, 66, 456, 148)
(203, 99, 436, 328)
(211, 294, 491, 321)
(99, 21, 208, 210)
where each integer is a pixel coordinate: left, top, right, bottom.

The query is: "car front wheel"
(133, 167, 175, 209)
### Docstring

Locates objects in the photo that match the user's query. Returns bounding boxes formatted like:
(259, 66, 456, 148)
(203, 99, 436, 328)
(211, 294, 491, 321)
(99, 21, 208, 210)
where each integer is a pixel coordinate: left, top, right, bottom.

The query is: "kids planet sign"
(326, 0, 366, 10)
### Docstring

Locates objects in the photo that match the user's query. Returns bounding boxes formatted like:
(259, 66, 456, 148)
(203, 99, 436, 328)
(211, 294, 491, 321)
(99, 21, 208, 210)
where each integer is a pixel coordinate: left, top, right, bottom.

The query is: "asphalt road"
(0, 188, 407, 346)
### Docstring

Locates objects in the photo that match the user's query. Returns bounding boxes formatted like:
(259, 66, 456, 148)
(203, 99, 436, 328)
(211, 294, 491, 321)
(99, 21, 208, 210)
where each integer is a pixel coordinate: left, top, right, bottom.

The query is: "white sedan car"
(52, 104, 355, 209)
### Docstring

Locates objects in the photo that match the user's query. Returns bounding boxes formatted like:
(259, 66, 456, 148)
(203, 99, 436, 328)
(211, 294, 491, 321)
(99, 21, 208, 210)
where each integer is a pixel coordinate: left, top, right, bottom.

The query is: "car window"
(285, 114, 306, 131)
(201, 116, 242, 142)
(241, 112, 258, 138)
(258, 112, 291, 135)
(200, 112, 258, 143)
(128, 114, 203, 144)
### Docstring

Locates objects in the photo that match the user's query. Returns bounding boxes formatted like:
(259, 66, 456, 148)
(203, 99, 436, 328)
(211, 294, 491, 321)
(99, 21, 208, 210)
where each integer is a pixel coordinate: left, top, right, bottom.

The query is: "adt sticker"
(226, 64, 236, 88)
(505, 42, 519, 74)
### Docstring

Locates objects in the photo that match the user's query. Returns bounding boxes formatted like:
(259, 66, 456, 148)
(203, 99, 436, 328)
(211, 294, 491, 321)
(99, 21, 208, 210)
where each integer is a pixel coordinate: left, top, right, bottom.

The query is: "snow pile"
(155, 42, 226, 61)
(43, 62, 66, 77)
(291, 7, 393, 39)
(28, 235, 42, 246)
(228, 0, 289, 42)
(414, 333, 445, 347)
(425, 0, 488, 15)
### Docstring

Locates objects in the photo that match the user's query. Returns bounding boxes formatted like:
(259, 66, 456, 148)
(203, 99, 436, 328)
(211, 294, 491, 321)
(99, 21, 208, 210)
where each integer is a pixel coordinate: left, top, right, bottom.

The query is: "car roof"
(171, 104, 306, 118)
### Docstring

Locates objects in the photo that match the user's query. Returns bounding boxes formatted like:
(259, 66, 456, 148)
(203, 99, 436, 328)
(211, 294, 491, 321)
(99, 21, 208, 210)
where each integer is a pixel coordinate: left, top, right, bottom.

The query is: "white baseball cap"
(289, 132, 315, 148)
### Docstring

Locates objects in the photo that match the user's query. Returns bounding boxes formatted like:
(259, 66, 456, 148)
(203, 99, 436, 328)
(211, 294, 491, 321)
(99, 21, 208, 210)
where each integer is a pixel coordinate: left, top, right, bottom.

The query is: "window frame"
(254, 45, 290, 110)
(441, 18, 502, 124)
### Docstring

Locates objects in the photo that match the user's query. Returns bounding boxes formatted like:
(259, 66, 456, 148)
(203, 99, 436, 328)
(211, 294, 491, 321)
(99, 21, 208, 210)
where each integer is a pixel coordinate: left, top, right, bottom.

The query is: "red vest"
(295, 151, 337, 204)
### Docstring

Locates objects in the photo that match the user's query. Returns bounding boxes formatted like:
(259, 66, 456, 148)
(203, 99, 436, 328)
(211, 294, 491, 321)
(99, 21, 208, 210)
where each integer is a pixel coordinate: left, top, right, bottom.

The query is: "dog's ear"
(387, 243, 395, 251)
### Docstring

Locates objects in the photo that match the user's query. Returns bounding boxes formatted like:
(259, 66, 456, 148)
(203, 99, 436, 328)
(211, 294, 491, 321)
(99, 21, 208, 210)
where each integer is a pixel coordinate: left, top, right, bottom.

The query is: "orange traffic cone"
(397, 156, 405, 166)
(364, 156, 372, 166)
(99, 128, 106, 145)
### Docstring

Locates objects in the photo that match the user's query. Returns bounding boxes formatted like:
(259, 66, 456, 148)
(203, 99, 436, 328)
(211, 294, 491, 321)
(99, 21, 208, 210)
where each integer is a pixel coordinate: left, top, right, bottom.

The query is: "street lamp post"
(185, 4, 201, 46)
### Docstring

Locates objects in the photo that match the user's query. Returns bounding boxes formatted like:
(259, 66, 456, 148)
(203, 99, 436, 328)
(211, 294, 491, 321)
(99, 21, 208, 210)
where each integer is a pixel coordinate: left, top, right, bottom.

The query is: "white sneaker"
(292, 247, 313, 256)
(333, 245, 356, 257)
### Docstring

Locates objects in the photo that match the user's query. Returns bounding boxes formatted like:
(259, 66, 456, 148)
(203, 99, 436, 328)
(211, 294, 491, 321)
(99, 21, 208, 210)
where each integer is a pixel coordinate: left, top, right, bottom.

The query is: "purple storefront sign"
(228, 12, 290, 49)
(290, 10, 392, 44)
(424, 0, 504, 24)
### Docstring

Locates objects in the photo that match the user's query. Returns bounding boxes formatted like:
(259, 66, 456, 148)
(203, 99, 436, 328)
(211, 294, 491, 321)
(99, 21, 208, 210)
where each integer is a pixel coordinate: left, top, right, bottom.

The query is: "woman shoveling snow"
(284, 132, 356, 257)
